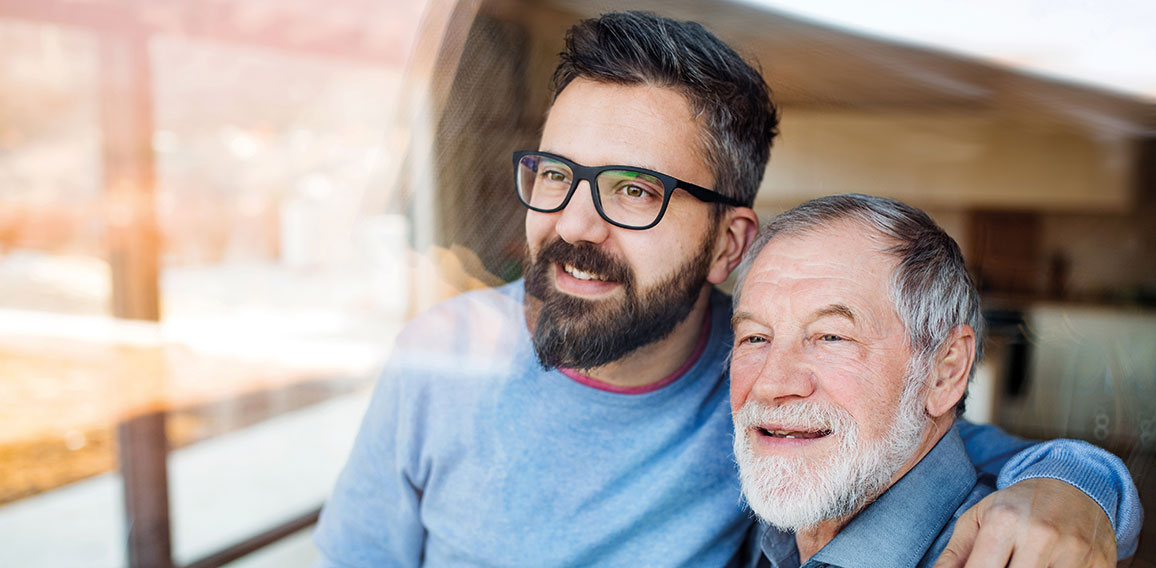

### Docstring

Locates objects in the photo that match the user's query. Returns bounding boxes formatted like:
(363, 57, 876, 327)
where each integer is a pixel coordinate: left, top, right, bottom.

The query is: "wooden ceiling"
(534, 0, 1155, 137)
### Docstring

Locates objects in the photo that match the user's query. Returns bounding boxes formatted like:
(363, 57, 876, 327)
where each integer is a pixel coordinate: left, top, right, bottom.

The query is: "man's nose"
(554, 180, 611, 245)
(750, 341, 816, 403)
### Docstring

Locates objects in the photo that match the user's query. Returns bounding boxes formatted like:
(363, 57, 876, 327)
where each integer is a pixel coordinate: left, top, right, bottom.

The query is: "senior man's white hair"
(731, 193, 983, 414)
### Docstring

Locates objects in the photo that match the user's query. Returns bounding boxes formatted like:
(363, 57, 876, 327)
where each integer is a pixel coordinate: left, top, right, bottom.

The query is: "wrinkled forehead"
(741, 221, 903, 312)
(766, 219, 896, 273)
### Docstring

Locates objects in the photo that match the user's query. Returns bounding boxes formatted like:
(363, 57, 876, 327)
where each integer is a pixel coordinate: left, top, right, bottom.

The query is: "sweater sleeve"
(313, 356, 426, 568)
(955, 420, 1142, 560)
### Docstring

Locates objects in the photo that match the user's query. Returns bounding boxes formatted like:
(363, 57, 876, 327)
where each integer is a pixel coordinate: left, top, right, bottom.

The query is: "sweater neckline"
(557, 306, 712, 395)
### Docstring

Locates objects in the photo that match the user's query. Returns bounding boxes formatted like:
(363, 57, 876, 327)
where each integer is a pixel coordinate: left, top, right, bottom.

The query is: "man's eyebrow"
(814, 304, 856, 322)
(731, 310, 758, 328)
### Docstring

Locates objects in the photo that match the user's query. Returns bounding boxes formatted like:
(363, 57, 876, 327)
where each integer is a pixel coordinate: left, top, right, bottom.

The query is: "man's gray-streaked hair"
(732, 193, 983, 414)
(553, 11, 779, 208)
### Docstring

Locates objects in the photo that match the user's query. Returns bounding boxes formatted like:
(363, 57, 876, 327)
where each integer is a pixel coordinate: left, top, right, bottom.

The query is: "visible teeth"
(564, 264, 606, 281)
(759, 428, 832, 439)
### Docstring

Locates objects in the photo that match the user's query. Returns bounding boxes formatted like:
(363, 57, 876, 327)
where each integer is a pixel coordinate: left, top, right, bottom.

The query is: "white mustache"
(733, 400, 856, 436)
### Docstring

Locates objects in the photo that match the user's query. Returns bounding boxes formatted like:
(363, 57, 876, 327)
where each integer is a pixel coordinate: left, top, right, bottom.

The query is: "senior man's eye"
(819, 334, 844, 342)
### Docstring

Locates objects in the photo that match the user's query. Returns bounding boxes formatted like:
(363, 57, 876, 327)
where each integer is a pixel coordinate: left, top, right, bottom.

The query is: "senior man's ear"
(925, 325, 976, 418)
(707, 206, 758, 285)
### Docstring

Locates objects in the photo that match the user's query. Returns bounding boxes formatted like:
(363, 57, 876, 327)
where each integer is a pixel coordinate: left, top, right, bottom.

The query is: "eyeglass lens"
(516, 153, 667, 228)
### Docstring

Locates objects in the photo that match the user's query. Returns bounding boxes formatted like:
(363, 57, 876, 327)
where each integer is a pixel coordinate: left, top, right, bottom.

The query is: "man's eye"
(620, 184, 656, 199)
(545, 171, 568, 183)
(819, 334, 843, 342)
(743, 335, 767, 345)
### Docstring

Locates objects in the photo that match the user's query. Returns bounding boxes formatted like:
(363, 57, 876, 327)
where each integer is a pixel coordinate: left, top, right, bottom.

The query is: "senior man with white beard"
(729, 194, 1120, 568)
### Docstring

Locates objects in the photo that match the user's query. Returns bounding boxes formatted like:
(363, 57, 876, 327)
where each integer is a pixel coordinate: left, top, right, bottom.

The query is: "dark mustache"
(535, 239, 631, 284)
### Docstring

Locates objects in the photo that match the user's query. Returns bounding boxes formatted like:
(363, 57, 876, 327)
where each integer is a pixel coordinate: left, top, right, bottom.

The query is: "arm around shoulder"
(995, 437, 1142, 558)
(954, 419, 1143, 560)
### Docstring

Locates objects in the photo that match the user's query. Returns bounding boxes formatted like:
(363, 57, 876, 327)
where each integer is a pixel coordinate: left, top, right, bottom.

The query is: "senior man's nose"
(554, 181, 611, 245)
(750, 343, 816, 403)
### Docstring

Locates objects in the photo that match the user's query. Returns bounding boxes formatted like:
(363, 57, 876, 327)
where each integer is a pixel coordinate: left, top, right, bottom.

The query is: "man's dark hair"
(552, 11, 779, 208)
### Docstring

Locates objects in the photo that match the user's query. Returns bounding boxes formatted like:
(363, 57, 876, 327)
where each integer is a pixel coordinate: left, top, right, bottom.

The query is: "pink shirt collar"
(558, 307, 712, 395)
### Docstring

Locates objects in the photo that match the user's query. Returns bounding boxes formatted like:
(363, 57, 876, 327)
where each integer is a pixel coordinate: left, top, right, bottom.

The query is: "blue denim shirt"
(756, 428, 995, 568)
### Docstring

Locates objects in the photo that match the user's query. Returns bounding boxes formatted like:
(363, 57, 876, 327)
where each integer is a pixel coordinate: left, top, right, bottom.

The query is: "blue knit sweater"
(314, 282, 1140, 566)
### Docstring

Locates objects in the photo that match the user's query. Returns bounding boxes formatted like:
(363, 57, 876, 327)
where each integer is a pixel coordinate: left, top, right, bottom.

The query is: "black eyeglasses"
(512, 150, 743, 230)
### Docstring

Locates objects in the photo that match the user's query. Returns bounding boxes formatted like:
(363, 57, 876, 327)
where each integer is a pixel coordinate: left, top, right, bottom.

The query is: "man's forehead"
(740, 224, 898, 311)
(540, 79, 710, 178)
(763, 222, 896, 272)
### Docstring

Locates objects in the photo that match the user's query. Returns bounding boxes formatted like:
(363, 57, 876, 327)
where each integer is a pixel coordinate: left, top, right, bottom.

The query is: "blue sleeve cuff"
(996, 439, 1142, 560)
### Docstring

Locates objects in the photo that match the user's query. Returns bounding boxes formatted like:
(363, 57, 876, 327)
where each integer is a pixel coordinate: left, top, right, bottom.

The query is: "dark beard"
(523, 232, 716, 371)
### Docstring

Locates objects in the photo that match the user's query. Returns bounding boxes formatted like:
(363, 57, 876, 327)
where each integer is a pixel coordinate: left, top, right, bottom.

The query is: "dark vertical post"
(98, 28, 174, 568)
(116, 413, 173, 568)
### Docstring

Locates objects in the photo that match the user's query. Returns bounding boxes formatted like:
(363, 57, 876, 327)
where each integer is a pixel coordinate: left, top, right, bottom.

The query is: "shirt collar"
(759, 427, 977, 568)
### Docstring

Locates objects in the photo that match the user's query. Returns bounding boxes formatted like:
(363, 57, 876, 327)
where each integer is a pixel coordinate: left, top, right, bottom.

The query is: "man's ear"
(707, 206, 758, 285)
(925, 324, 976, 418)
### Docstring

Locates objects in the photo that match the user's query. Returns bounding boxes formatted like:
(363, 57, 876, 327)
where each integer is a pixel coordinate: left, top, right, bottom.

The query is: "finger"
(934, 546, 968, 568)
(934, 511, 980, 568)
(1006, 538, 1054, 568)
(1005, 517, 1059, 568)
(961, 520, 1014, 568)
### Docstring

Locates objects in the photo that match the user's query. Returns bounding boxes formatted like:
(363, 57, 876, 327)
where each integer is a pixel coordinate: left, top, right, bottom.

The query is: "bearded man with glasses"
(314, 11, 1140, 568)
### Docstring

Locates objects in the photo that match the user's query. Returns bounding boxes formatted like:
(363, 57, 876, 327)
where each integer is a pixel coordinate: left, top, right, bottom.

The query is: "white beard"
(732, 374, 930, 532)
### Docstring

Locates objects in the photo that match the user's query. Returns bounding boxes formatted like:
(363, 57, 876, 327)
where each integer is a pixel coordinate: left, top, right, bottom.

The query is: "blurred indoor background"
(0, 0, 1152, 566)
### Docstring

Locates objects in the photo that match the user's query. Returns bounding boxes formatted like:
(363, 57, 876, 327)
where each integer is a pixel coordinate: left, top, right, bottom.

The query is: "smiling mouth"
(756, 427, 833, 440)
(563, 263, 612, 282)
